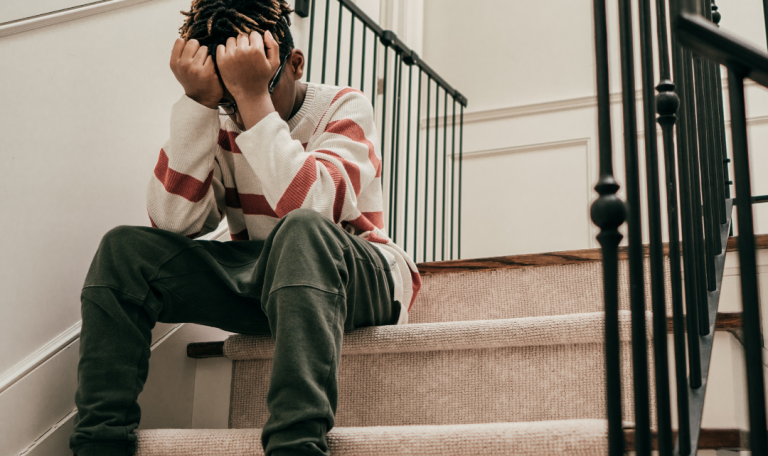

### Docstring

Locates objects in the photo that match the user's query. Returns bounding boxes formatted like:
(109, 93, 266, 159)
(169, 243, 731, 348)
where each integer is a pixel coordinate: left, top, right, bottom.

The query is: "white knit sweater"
(146, 82, 420, 324)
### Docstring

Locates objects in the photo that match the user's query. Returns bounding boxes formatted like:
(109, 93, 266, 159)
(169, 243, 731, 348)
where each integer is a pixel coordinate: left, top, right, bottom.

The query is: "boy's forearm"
(237, 92, 277, 131)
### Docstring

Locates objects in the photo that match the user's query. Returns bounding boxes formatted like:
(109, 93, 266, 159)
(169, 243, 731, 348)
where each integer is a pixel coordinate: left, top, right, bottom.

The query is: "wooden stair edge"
(186, 312, 742, 359)
(417, 233, 768, 276)
(624, 427, 748, 450)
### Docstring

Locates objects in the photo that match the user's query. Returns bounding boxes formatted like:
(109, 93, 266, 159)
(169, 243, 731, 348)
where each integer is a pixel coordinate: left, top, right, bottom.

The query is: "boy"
(69, 1, 420, 455)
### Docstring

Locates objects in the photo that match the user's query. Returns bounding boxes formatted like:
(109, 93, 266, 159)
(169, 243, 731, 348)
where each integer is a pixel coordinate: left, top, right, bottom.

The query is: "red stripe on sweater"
(230, 228, 250, 241)
(367, 231, 390, 245)
(224, 187, 241, 208)
(312, 88, 365, 136)
(275, 157, 318, 217)
(240, 193, 278, 218)
(225, 187, 277, 217)
(218, 129, 242, 154)
(408, 269, 422, 312)
(346, 213, 377, 233)
(324, 119, 381, 179)
(361, 211, 384, 229)
(153, 149, 213, 203)
(314, 149, 361, 196)
(318, 159, 347, 223)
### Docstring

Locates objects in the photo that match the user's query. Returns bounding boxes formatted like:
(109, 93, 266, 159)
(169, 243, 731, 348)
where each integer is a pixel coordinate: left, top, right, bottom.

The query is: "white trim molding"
(0, 0, 155, 38)
(421, 78, 757, 130)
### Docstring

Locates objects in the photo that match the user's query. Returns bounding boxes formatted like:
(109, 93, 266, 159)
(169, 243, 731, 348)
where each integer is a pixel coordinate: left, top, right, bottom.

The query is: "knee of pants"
(84, 225, 162, 290)
(273, 209, 337, 245)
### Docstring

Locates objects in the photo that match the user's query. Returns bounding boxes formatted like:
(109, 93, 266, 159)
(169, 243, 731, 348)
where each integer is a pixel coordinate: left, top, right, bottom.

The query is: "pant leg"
(70, 225, 275, 456)
(70, 210, 398, 456)
(253, 209, 398, 456)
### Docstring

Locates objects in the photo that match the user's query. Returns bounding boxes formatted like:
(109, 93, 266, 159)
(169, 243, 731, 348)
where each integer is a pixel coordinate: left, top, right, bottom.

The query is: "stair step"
(186, 311, 742, 359)
(135, 420, 609, 456)
(226, 312, 645, 428)
(134, 424, 746, 455)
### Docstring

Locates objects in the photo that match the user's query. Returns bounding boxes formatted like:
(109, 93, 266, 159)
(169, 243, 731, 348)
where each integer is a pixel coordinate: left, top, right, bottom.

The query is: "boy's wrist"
(186, 93, 219, 110)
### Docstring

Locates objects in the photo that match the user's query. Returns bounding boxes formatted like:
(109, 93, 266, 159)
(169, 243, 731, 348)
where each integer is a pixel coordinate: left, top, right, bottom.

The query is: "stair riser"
(230, 342, 645, 428)
(412, 258, 670, 324)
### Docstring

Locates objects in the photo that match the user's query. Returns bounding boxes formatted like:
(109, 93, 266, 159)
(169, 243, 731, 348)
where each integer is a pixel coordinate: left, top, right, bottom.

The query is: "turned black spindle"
(424, 76, 431, 263)
(592, 1, 626, 454)
(432, 84, 440, 261)
(639, 0, 673, 453)
(618, 0, 651, 452)
(441, 89, 448, 260)
(450, 97, 456, 259)
(335, 5, 342, 85)
(655, 0, 691, 453)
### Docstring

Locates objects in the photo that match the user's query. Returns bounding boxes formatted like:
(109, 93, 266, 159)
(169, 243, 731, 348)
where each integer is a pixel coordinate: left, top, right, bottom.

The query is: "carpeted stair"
(135, 252, 668, 455)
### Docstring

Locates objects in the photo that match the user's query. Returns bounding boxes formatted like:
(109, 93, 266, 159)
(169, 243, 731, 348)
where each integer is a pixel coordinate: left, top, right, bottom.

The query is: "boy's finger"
(170, 38, 185, 66)
(237, 33, 249, 50)
(192, 45, 208, 66)
(181, 39, 200, 61)
(216, 44, 226, 62)
(263, 30, 279, 66)
(249, 30, 264, 55)
(225, 36, 237, 54)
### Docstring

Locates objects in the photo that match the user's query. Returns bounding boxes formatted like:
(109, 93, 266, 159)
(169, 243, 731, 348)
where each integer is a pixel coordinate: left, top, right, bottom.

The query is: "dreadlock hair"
(179, 0, 295, 65)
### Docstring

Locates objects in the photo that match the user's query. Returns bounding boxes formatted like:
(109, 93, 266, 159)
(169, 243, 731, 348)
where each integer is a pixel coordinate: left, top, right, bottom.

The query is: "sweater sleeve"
(234, 90, 381, 224)
(146, 94, 227, 238)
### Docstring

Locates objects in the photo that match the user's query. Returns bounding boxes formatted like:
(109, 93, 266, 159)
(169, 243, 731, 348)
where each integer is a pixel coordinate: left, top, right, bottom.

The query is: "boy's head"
(179, 0, 305, 126)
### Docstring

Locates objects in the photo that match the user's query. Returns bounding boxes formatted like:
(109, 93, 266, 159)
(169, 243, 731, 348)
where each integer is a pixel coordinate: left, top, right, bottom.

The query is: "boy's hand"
(216, 30, 280, 102)
(170, 38, 223, 110)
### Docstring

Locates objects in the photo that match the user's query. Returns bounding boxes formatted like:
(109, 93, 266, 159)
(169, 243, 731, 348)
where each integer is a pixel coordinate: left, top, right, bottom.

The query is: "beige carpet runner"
(135, 420, 609, 456)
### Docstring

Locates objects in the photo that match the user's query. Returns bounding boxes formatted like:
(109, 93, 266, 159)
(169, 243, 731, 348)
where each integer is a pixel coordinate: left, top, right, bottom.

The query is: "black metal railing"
(591, 0, 768, 453)
(300, 0, 467, 263)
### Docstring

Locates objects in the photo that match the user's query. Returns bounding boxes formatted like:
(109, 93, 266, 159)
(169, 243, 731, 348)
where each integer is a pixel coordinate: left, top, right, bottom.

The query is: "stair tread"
(224, 311, 647, 360)
(135, 419, 609, 456)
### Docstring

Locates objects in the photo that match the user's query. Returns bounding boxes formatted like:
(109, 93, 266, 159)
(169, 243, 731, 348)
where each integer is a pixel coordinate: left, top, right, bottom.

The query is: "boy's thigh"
(147, 238, 273, 336)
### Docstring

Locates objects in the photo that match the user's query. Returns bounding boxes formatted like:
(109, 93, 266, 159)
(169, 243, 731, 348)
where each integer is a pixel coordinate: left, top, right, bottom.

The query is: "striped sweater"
(146, 82, 420, 324)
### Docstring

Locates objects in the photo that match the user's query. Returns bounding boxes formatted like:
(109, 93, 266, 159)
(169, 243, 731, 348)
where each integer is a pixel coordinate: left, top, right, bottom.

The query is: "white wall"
(420, 0, 768, 260)
(0, 0, 332, 453)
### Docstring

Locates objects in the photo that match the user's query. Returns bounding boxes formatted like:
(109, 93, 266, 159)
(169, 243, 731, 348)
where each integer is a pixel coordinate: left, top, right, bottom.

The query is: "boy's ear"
(290, 49, 305, 80)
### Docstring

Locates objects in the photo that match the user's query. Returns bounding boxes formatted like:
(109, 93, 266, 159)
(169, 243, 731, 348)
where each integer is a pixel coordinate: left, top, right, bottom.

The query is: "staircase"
(131, 242, 747, 455)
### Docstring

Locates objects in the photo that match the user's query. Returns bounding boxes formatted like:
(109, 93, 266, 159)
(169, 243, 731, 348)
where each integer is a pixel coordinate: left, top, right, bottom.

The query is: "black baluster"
(673, 43, 703, 388)
(432, 85, 440, 262)
(404, 56, 414, 256)
(360, 25, 366, 92)
(618, 0, 651, 452)
(348, 15, 354, 87)
(683, 49, 711, 335)
(388, 52, 401, 236)
(391, 54, 403, 243)
(307, 0, 316, 82)
(413, 68, 423, 261)
(379, 45, 388, 190)
(693, 54, 718, 292)
(335, 5, 342, 86)
(321, 0, 330, 84)
(655, 0, 691, 452)
(450, 97, 456, 259)
(727, 67, 768, 456)
(442, 90, 448, 260)
(592, 1, 625, 454)
(639, 0, 672, 453)
(424, 77, 431, 263)
(371, 36, 377, 110)
(458, 103, 463, 260)
(712, 1, 731, 203)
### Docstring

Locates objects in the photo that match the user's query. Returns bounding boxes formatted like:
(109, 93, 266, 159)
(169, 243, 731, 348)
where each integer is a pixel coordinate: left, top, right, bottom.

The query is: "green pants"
(69, 208, 399, 456)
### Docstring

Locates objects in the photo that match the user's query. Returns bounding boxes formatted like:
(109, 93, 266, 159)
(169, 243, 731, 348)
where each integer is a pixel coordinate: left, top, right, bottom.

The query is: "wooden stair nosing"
(416, 233, 768, 275)
(624, 427, 747, 450)
(186, 312, 742, 359)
